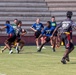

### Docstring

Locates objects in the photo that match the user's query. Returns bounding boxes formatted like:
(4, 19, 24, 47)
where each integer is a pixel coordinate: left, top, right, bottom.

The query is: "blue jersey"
(5, 24, 15, 34)
(50, 21, 56, 32)
(42, 27, 52, 37)
(32, 23, 44, 31)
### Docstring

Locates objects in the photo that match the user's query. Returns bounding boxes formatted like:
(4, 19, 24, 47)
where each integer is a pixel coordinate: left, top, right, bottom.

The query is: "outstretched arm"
(30, 27, 37, 32)
(0, 26, 7, 30)
(51, 26, 59, 37)
(72, 22, 76, 30)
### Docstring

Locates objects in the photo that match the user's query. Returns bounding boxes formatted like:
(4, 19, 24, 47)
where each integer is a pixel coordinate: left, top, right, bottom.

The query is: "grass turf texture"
(0, 46, 76, 75)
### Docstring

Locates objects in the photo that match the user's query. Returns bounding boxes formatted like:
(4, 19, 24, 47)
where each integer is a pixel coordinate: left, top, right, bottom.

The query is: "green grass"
(0, 46, 76, 75)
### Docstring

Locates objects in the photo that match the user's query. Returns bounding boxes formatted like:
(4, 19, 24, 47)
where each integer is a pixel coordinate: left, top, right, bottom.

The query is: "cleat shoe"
(37, 46, 40, 49)
(51, 46, 53, 48)
(17, 49, 20, 54)
(16, 47, 20, 53)
(1, 49, 4, 53)
(66, 56, 70, 62)
(61, 59, 66, 64)
(37, 49, 41, 52)
(42, 47, 46, 49)
(9, 50, 13, 54)
(53, 48, 56, 52)
(17, 48, 20, 54)
(66, 58, 70, 62)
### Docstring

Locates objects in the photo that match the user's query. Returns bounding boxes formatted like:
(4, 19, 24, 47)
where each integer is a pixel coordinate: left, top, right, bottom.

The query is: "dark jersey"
(57, 18, 76, 33)
(16, 26, 22, 37)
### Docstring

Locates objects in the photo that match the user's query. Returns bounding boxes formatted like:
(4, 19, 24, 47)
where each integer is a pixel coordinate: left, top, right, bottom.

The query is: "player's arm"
(73, 26, 76, 30)
(69, 27, 73, 43)
(51, 23, 61, 37)
(41, 23, 44, 31)
(70, 22, 76, 43)
(38, 34, 43, 39)
(30, 24, 37, 32)
(20, 29, 27, 36)
(72, 22, 76, 30)
(30, 27, 37, 32)
(0, 26, 7, 30)
(51, 26, 58, 37)
(38, 28, 45, 39)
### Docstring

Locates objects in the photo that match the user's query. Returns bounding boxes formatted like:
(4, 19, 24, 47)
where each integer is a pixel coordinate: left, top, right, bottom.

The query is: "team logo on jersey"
(52, 23, 56, 26)
(62, 21, 71, 29)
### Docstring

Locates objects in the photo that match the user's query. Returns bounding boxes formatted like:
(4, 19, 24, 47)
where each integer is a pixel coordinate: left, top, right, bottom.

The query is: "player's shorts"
(43, 36, 50, 42)
(34, 30, 41, 38)
(7, 33, 16, 44)
(61, 33, 74, 50)
(16, 37, 21, 42)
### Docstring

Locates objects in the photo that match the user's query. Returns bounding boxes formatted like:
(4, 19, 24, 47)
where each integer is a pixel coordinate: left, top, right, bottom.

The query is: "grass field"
(0, 46, 76, 75)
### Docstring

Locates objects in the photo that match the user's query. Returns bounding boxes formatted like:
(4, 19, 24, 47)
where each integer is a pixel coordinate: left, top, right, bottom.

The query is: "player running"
(15, 21, 26, 53)
(1, 20, 26, 54)
(0, 21, 16, 54)
(52, 11, 76, 64)
(37, 21, 55, 52)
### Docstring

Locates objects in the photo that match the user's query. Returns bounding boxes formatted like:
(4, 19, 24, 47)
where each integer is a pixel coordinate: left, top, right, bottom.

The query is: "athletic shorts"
(7, 34, 16, 44)
(34, 30, 41, 38)
(16, 37, 21, 42)
(43, 36, 50, 42)
(61, 33, 74, 50)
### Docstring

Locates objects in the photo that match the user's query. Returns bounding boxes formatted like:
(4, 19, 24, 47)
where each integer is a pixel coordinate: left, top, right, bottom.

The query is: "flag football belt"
(64, 32, 70, 35)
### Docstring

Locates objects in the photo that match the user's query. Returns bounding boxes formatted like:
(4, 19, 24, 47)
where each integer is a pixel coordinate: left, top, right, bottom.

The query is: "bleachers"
(45, 0, 76, 22)
(0, 0, 76, 35)
(0, 0, 51, 36)
(45, 0, 76, 35)
(0, 0, 51, 25)
(0, 0, 76, 45)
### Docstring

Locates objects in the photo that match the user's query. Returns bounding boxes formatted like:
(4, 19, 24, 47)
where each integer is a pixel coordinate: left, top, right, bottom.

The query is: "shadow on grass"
(13, 51, 45, 54)
(68, 62, 76, 64)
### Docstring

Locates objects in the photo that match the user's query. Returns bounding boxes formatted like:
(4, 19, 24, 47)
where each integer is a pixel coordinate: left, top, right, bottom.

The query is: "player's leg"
(37, 41, 47, 52)
(4, 40, 13, 54)
(35, 31, 41, 49)
(61, 33, 68, 64)
(1, 46, 7, 53)
(56, 35, 61, 47)
(61, 45, 74, 63)
(35, 38, 39, 49)
(37, 36, 50, 52)
(19, 40, 25, 51)
(6, 34, 16, 54)
(40, 37, 46, 49)
(16, 38, 21, 53)
(50, 37, 53, 48)
(61, 34, 73, 64)
(51, 36, 56, 52)
(65, 42, 74, 62)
